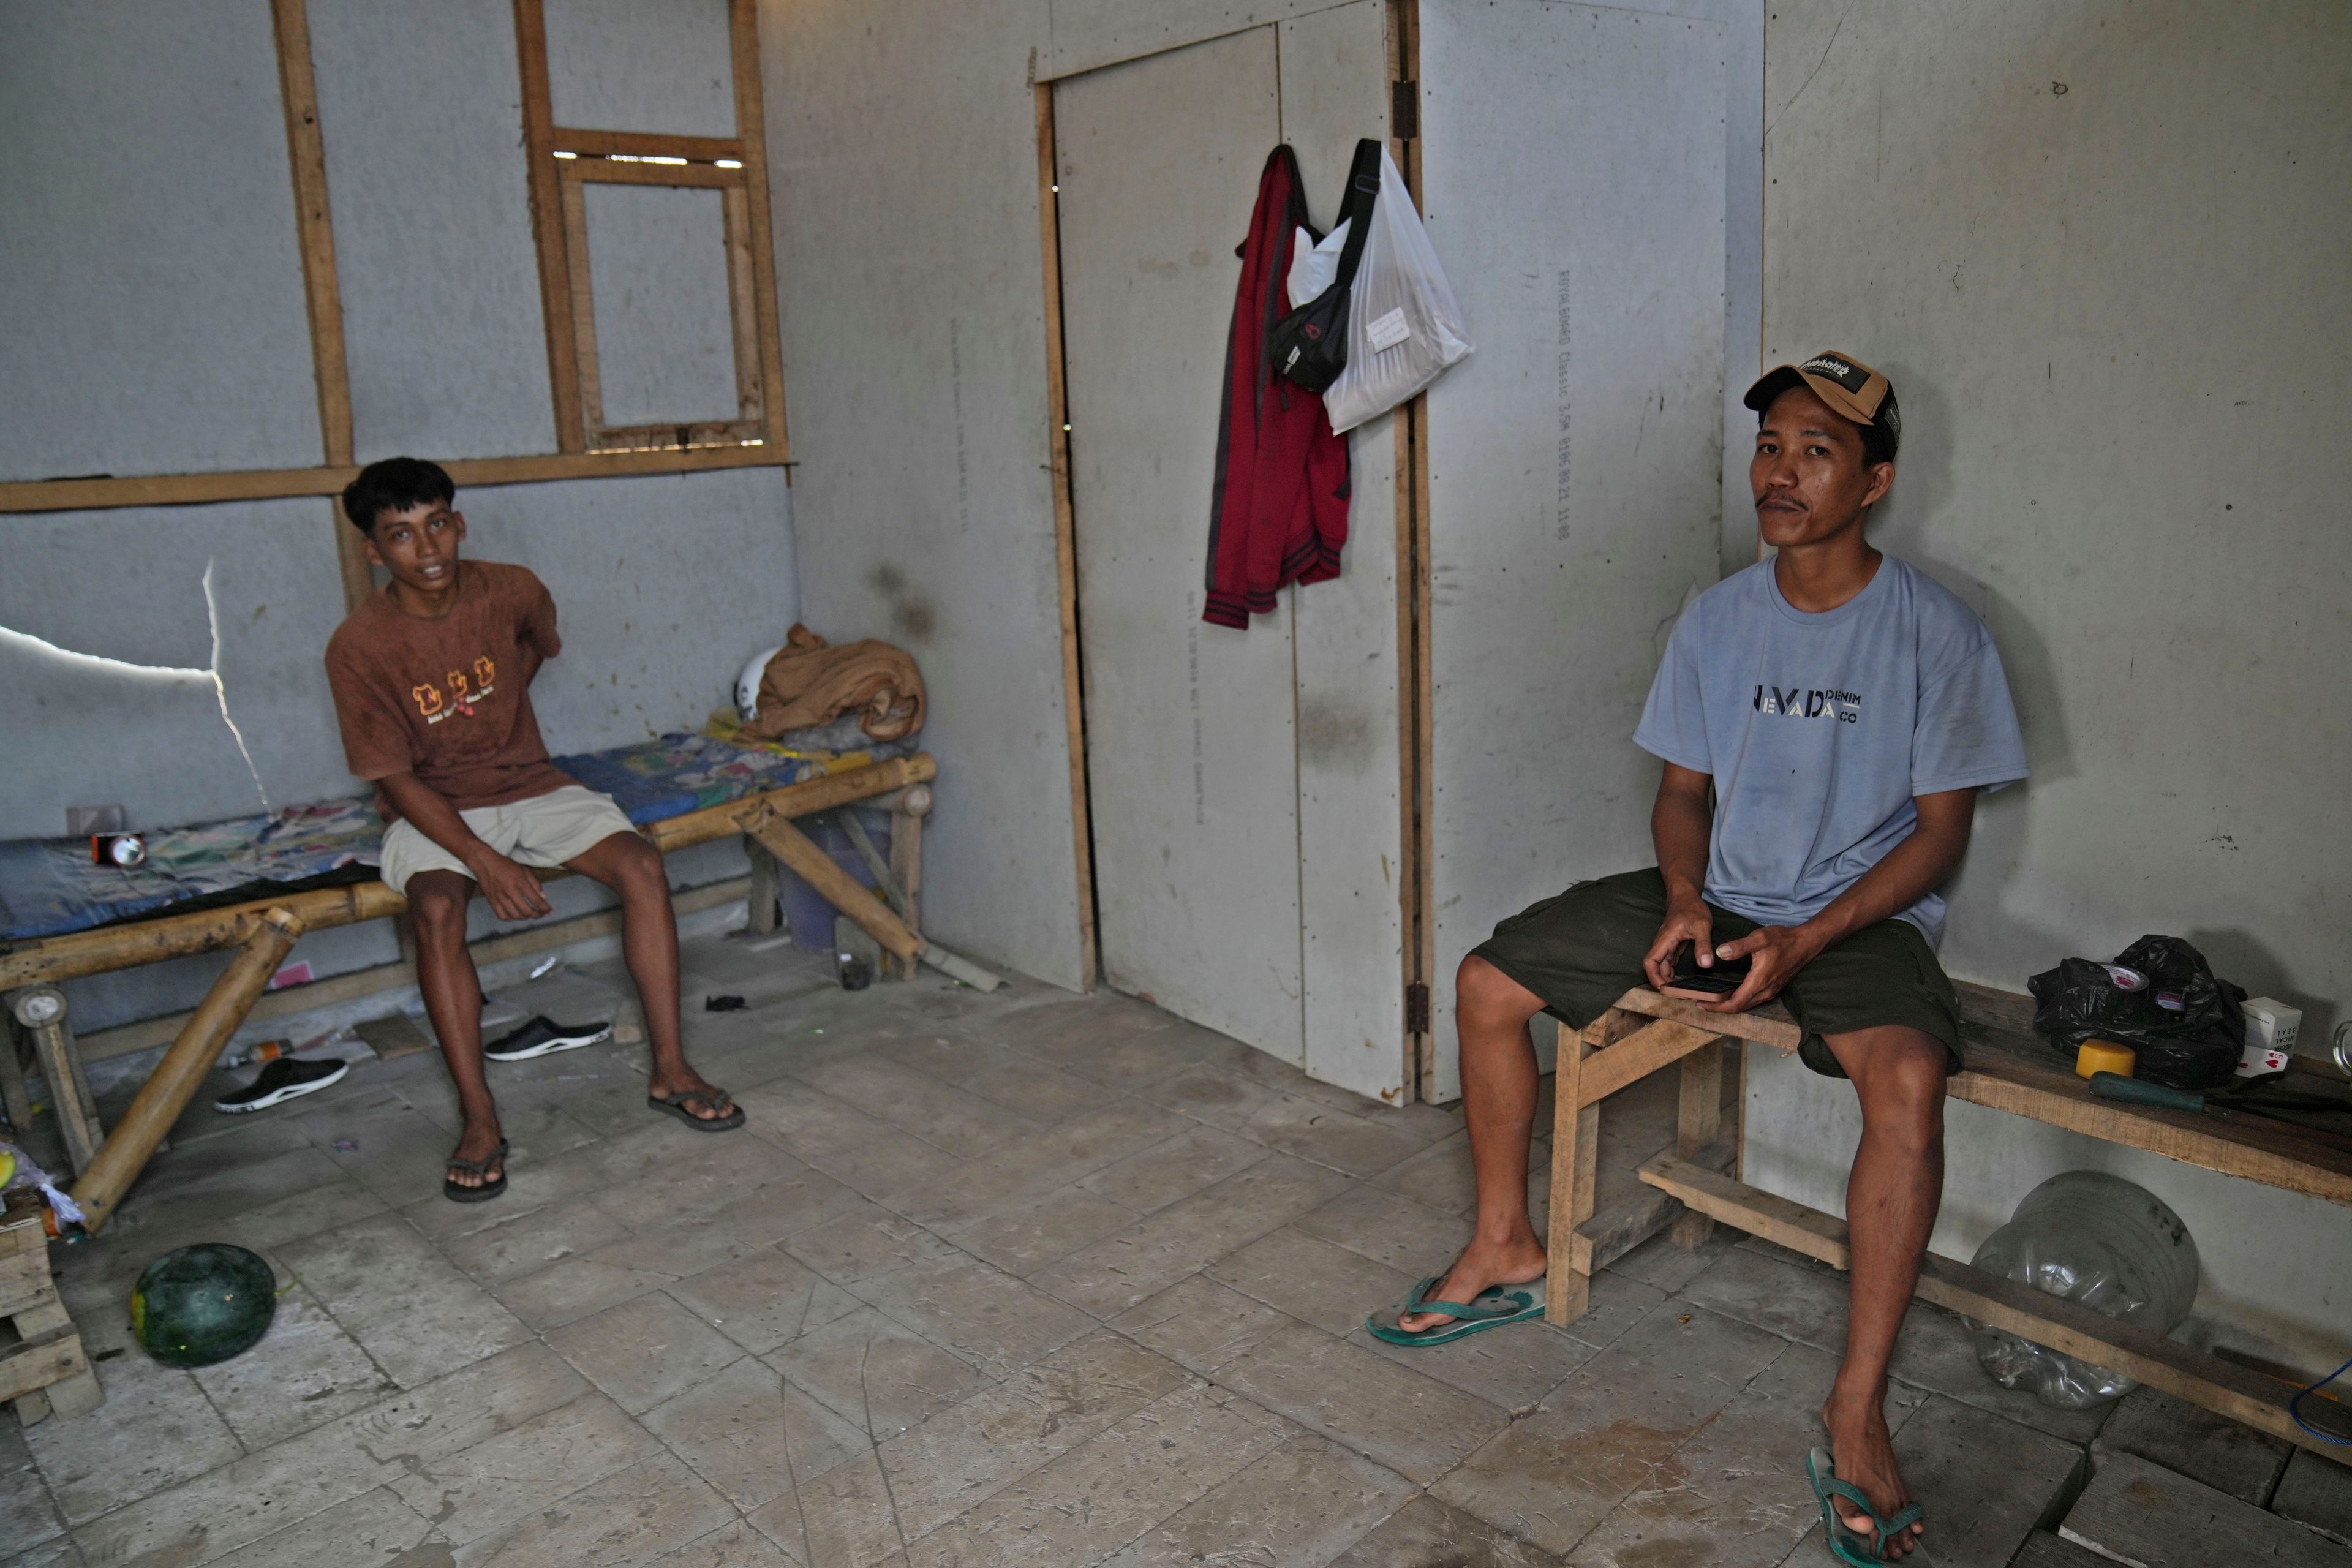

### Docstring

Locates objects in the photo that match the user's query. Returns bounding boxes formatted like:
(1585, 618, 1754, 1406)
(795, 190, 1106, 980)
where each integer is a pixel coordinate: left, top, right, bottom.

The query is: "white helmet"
(734, 646, 782, 723)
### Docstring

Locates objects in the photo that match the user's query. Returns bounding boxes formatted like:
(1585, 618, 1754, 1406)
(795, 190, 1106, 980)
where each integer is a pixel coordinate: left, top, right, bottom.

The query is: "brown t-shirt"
(324, 559, 576, 812)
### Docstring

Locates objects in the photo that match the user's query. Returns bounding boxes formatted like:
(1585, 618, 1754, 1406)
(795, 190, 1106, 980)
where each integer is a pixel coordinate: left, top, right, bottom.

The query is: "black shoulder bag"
(1268, 138, 1382, 394)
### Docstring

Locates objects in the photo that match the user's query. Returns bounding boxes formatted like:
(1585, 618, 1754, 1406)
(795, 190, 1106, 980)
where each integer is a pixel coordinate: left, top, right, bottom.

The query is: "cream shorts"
(376, 785, 639, 894)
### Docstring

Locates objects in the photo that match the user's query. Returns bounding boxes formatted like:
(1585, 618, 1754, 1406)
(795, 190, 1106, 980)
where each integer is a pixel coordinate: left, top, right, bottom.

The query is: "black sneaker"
(215, 1056, 349, 1114)
(484, 1015, 612, 1062)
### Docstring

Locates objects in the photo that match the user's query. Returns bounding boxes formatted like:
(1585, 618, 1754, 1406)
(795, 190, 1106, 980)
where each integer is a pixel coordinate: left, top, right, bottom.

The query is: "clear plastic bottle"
(1968, 1170, 2200, 1409)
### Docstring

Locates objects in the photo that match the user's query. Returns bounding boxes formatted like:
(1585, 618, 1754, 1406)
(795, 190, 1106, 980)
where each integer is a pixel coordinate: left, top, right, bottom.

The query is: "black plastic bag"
(2027, 935, 2247, 1091)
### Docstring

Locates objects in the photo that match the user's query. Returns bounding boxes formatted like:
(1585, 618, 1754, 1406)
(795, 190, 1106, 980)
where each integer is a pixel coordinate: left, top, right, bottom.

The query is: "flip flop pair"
(1806, 1447, 1924, 1564)
(1365, 1276, 1547, 1346)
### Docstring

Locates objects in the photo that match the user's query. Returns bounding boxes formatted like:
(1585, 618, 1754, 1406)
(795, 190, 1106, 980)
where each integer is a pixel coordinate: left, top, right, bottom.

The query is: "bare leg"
(565, 832, 731, 1119)
(409, 871, 505, 1188)
(1820, 1024, 1947, 1559)
(1396, 956, 1551, 1331)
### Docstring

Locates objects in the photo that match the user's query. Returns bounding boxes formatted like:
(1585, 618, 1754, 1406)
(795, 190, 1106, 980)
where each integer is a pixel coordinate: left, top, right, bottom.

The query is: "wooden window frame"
(556, 156, 769, 454)
(515, 0, 789, 462)
(0, 0, 790, 553)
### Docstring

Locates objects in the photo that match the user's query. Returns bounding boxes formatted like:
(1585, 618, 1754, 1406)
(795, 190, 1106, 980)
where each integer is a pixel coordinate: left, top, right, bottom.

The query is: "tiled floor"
(4, 931, 2344, 1566)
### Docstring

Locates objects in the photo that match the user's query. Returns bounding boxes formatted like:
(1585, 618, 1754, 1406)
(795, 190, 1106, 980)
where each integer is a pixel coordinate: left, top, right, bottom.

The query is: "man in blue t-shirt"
(1379, 353, 2024, 1561)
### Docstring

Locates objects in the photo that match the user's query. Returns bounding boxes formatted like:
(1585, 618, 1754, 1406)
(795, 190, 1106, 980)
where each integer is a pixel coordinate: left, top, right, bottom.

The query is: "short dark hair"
(341, 457, 454, 533)
(1856, 391, 1899, 469)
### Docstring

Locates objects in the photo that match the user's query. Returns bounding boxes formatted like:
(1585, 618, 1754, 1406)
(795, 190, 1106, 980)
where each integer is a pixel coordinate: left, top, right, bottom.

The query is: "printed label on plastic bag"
(1365, 307, 1411, 352)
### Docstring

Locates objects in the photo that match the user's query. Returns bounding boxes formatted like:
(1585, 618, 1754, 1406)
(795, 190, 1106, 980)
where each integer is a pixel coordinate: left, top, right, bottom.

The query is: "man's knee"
(1838, 1028, 1948, 1137)
(406, 873, 473, 940)
(1457, 954, 1545, 1030)
(608, 834, 670, 894)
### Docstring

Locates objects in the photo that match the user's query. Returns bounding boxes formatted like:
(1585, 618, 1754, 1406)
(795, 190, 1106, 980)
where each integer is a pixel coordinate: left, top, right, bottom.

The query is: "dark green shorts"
(1468, 867, 1964, 1078)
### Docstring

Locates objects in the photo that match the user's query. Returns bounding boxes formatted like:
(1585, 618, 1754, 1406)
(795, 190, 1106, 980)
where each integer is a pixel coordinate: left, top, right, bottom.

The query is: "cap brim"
(1744, 364, 1878, 428)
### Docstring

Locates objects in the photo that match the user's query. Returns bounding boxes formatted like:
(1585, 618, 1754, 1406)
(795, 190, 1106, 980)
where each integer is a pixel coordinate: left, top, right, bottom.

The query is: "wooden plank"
(269, 0, 352, 472)
(266, 0, 373, 616)
(720, 182, 765, 421)
(0, 1249, 53, 1319)
(72, 911, 306, 1232)
(558, 173, 606, 440)
(1948, 1054, 2352, 1207)
(0, 445, 785, 515)
(1545, 1023, 1600, 1324)
(1613, 986, 1803, 1051)
(549, 127, 742, 162)
(889, 803, 925, 979)
(1569, 1137, 1735, 1275)
(1035, 80, 1098, 991)
(69, 874, 753, 1066)
(562, 157, 741, 190)
(0, 756, 934, 990)
(0, 1333, 86, 1406)
(1639, 1156, 2352, 1464)
(1395, 0, 1431, 1098)
(513, 0, 585, 452)
(741, 813, 920, 963)
(1577, 1017, 1724, 1109)
(1673, 1038, 1724, 1246)
(1638, 1152, 1852, 1266)
(728, 0, 791, 458)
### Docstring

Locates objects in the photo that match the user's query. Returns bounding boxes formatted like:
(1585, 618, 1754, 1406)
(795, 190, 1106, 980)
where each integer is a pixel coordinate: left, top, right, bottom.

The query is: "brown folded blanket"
(742, 624, 925, 742)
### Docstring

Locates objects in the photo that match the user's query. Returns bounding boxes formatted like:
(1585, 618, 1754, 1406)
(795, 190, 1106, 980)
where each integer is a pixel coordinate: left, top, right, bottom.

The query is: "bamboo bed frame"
(1547, 982, 2352, 1466)
(0, 755, 935, 1234)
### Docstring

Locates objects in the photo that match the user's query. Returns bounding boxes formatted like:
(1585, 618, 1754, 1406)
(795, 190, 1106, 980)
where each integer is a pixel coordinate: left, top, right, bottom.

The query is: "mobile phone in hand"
(1662, 938, 1751, 999)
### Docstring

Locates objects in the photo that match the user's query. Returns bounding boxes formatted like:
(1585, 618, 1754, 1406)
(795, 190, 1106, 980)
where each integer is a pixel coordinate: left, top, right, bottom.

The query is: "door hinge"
(1391, 79, 1419, 141)
(1404, 981, 1430, 1035)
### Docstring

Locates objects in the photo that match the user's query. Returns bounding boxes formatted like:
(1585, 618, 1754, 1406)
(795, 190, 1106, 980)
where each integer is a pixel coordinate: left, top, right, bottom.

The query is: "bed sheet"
(0, 728, 913, 942)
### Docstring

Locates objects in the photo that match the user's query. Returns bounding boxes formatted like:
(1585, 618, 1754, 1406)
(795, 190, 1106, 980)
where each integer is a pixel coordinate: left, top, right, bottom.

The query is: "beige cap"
(1744, 350, 1901, 458)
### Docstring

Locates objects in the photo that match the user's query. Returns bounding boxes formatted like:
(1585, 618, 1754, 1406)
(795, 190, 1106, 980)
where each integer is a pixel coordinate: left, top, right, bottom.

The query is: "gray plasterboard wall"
(756, 0, 1084, 989)
(759, 0, 1762, 1011)
(0, 3, 322, 480)
(2, 0, 796, 1031)
(1419, 2, 1730, 1102)
(1745, 0, 2352, 1368)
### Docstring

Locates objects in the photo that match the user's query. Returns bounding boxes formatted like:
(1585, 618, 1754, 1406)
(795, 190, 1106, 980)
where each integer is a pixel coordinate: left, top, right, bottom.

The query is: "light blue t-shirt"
(1634, 556, 2027, 948)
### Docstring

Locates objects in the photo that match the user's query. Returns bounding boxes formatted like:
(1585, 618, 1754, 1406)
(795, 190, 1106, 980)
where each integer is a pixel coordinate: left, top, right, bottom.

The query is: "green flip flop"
(1806, 1447, 1923, 1565)
(1365, 1276, 1546, 1346)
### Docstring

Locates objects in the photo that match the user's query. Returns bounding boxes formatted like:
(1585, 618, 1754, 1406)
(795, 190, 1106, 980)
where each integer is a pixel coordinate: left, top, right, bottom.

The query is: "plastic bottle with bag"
(1968, 1170, 2199, 1409)
(1321, 146, 1472, 432)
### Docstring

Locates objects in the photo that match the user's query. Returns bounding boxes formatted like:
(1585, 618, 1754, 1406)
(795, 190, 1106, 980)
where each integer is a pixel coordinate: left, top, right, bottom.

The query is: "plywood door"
(1419, 2, 1729, 1101)
(1055, 29, 1305, 1063)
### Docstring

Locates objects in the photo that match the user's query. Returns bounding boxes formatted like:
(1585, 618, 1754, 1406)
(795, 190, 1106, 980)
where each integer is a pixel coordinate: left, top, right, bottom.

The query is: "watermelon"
(130, 1245, 276, 1367)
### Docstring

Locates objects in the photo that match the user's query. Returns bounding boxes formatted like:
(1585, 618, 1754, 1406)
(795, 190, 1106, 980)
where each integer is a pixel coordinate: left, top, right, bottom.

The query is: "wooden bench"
(1545, 982, 2352, 1466)
(0, 755, 937, 1237)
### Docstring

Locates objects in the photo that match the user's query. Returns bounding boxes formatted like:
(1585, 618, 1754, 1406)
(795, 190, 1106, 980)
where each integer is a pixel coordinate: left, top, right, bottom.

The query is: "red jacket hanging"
(1202, 145, 1349, 629)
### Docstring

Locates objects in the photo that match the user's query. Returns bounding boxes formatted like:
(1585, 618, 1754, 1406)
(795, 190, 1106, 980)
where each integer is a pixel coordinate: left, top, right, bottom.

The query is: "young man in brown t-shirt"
(326, 458, 741, 1202)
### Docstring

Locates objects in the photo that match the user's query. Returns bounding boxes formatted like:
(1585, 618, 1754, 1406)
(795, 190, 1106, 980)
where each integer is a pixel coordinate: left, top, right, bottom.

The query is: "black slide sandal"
(443, 1139, 509, 1202)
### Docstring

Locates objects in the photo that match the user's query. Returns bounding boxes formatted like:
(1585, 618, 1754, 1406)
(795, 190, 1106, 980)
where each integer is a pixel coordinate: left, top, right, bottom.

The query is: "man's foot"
(444, 1119, 508, 1201)
(1395, 1234, 1547, 1333)
(1822, 1387, 1922, 1558)
(646, 1068, 736, 1123)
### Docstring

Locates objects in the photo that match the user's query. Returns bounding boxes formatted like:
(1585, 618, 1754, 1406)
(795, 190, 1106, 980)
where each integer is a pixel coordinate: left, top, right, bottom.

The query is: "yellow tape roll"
(2075, 1039, 2137, 1080)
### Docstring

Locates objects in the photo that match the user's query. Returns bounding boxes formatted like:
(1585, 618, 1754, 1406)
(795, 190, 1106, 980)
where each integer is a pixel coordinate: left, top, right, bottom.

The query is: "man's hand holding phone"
(1643, 899, 1719, 992)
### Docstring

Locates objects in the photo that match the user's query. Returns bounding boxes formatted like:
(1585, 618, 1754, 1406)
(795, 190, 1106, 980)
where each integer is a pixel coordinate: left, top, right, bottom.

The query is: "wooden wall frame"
(0, 0, 791, 531)
(555, 156, 770, 453)
(1034, 81, 1101, 989)
(513, 0, 789, 465)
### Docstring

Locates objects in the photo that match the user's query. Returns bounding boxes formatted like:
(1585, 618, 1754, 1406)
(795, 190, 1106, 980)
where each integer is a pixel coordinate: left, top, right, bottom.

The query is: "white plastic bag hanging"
(1286, 220, 1349, 311)
(1322, 148, 1471, 433)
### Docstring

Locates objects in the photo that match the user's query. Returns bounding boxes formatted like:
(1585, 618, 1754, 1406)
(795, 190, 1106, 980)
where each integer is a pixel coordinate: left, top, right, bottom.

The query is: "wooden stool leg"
(1547, 1008, 1644, 1325)
(744, 837, 782, 935)
(1672, 1039, 1725, 1248)
(889, 807, 923, 979)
